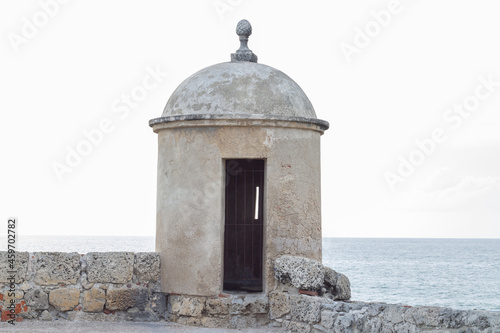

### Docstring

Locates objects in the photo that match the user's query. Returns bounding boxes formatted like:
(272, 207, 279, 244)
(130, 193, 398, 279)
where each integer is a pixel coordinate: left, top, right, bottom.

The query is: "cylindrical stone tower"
(150, 20, 329, 297)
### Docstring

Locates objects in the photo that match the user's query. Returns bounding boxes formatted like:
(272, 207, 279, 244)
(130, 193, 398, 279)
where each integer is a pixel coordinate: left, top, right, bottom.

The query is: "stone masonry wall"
(0, 252, 164, 322)
(269, 255, 500, 333)
(268, 293, 500, 333)
(165, 293, 500, 332)
(1, 251, 499, 332)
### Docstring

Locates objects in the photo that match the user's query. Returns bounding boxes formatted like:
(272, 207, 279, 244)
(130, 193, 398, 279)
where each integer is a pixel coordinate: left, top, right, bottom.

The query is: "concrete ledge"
(149, 115, 329, 133)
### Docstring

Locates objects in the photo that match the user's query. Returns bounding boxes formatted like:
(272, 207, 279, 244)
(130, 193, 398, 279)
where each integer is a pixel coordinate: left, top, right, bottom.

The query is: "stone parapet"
(271, 296, 500, 333)
(0, 252, 163, 322)
(168, 294, 270, 329)
(1, 251, 499, 332)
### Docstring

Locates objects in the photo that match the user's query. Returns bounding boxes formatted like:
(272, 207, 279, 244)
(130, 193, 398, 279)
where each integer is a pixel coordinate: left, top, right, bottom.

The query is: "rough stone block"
(333, 273, 351, 301)
(274, 255, 324, 291)
(150, 293, 167, 317)
(363, 316, 383, 332)
(439, 307, 467, 328)
(83, 288, 106, 312)
(0, 252, 29, 283)
(269, 291, 291, 319)
(206, 297, 230, 315)
(81, 273, 94, 290)
(465, 313, 493, 330)
(323, 266, 338, 288)
(320, 310, 336, 329)
(334, 313, 354, 331)
(383, 304, 405, 324)
(283, 320, 312, 333)
(229, 296, 245, 315)
(290, 294, 321, 324)
(365, 302, 386, 317)
(34, 252, 80, 285)
(169, 295, 205, 317)
(149, 281, 162, 293)
(406, 306, 441, 327)
(25, 288, 49, 310)
(105, 287, 148, 311)
(87, 252, 134, 283)
(312, 324, 330, 333)
(230, 295, 268, 315)
(134, 252, 160, 284)
(242, 295, 268, 314)
(49, 288, 80, 311)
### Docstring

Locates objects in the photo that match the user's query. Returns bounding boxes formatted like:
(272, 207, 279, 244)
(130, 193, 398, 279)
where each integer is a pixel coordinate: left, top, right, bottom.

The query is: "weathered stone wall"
(1, 251, 499, 333)
(269, 255, 500, 332)
(268, 295, 500, 333)
(0, 252, 164, 322)
(168, 293, 271, 329)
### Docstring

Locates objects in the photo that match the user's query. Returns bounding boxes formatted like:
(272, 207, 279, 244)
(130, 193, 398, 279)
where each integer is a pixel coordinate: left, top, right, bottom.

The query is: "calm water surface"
(323, 238, 500, 311)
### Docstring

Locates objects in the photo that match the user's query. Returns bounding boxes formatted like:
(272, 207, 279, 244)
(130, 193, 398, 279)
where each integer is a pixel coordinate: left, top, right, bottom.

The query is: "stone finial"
(231, 19, 258, 63)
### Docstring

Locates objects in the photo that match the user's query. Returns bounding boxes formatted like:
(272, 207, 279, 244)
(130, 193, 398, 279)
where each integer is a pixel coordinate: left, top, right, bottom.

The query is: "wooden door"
(223, 159, 264, 292)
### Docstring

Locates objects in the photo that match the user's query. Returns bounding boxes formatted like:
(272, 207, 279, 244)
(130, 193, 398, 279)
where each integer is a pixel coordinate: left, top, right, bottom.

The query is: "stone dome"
(150, 19, 328, 131)
(162, 61, 317, 120)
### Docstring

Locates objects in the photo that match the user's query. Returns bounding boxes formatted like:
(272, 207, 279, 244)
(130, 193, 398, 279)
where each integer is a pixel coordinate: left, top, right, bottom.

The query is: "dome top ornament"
(231, 19, 258, 63)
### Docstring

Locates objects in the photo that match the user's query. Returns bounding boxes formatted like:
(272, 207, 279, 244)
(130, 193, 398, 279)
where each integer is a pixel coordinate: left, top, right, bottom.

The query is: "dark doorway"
(223, 159, 264, 292)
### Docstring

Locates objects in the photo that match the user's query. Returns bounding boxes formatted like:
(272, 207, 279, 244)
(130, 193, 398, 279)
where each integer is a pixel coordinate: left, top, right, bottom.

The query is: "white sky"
(1, 0, 499, 238)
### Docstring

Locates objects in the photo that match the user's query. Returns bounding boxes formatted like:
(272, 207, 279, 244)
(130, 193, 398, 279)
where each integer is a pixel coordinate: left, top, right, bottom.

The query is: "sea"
(3, 236, 499, 312)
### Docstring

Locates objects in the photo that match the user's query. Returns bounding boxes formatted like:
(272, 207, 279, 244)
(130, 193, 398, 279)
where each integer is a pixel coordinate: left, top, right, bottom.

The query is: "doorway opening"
(223, 159, 264, 292)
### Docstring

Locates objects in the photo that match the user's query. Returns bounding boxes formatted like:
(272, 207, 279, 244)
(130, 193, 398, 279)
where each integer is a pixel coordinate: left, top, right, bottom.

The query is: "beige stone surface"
(105, 288, 148, 311)
(169, 295, 205, 317)
(83, 288, 106, 312)
(87, 252, 134, 283)
(154, 121, 323, 296)
(230, 295, 269, 315)
(34, 252, 80, 285)
(25, 288, 48, 310)
(49, 288, 80, 311)
(268, 292, 290, 319)
(134, 252, 160, 284)
(205, 297, 231, 315)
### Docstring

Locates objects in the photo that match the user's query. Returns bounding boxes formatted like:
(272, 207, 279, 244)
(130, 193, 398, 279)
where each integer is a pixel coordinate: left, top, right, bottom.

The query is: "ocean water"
(322, 238, 500, 312)
(2, 236, 499, 311)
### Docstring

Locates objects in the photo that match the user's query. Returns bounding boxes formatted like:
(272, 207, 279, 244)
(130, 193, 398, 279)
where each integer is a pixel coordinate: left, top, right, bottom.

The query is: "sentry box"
(149, 20, 329, 296)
